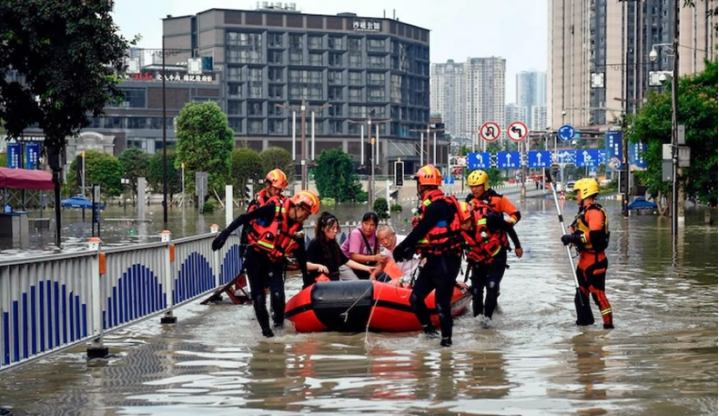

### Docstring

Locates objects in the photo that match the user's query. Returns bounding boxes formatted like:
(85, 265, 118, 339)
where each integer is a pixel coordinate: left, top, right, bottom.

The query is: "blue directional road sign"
(605, 131, 623, 171)
(557, 124, 575, 142)
(7, 143, 20, 169)
(555, 149, 576, 165)
(444, 176, 455, 185)
(629, 141, 647, 171)
(576, 149, 600, 167)
(527, 150, 552, 168)
(25, 142, 41, 170)
(497, 151, 521, 169)
(467, 152, 491, 170)
(598, 149, 607, 165)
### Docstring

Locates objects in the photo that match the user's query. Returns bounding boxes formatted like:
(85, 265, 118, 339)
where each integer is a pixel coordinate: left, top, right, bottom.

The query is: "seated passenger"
(339, 211, 386, 280)
(371, 224, 422, 287)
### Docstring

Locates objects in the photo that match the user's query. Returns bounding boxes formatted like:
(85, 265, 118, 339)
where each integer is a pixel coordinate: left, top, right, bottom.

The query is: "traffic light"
(244, 179, 253, 206)
(394, 161, 404, 187)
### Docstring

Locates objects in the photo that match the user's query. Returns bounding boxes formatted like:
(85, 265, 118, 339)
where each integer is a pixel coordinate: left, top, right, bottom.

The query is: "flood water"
(0, 198, 716, 415)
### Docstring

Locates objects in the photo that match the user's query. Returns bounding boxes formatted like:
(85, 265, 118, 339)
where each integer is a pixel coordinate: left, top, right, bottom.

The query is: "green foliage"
(314, 148, 363, 202)
(356, 191, 368, 203)
(0, 0, 133, 153)
(321, 197, 336, 205)
(0, 153, 6, 168)
(202, 202, 215, 214)
(67, 150, 123, 198)
(628, 60, 717, 205)
(148, 147, 181, 201)
(373, 197, 390, 219)
(175, 102, 234, 195)
(231, 147, 264, 199)
(259, 146, 295, 181)
(390, 203, 403, 213)
(118, 148, 150, 200)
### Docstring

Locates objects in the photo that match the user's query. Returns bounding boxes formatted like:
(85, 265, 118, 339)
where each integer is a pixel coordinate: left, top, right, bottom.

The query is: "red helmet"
(265, 169, 288, 189)
(415, 164, 442, 186)
(290, 190, 320, 215)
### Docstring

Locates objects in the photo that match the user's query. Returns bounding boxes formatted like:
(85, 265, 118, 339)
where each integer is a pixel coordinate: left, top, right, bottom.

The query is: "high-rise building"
(505, 103, 528, 129)
(515, 71, 546, 128)
(530, 105, 547, 132)
(547, 0, 717, 129)
(430, 57, 505, 138)
(163, 4, 431, 173)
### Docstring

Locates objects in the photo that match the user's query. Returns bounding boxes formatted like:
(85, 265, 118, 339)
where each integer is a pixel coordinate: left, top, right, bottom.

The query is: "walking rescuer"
(561, 179, 613, 329)
(465, 170, 523, 324)
(392, 164, 464, 347)
(212, 190, 320, 337)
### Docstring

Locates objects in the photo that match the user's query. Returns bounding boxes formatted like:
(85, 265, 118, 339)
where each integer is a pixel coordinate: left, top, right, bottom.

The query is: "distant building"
(505, 103, 528, 127)
(515, 71, 546, 128)
(530, 105, 547, 132)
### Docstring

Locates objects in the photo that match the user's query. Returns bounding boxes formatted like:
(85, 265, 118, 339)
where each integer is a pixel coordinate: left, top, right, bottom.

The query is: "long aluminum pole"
(301, 100, 307, 190)
(311, 110, 315, 160)
(433, 132, 437, 165)
(360, 124, 364, 166)
(162, 36, 168, 229)
(671, 0, 680, 238)
(375, 124, 380, 174)
(291, 111, 296, 161)
(420, 132, 424, 166)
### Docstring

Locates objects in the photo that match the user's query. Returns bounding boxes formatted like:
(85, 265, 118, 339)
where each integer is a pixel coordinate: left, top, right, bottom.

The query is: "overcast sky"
(113, 0, 547, 102)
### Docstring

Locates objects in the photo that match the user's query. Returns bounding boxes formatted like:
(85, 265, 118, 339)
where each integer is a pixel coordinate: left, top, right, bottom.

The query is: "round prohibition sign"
(479, 122, 501, 142)
(507, 121, 529, 142)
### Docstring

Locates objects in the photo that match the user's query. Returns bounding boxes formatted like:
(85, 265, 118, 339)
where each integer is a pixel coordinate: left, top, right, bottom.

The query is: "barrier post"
(211, 224, 220, 288)
(159, 230, 177, 324)
(86, 237, 109, 359)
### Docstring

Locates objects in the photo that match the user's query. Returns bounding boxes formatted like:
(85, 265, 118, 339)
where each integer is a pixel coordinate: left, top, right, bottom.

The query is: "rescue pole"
(545, 169, 583, 305)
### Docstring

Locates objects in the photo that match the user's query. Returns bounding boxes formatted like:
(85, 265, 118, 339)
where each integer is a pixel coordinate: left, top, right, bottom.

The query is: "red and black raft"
(285, 280, 472, 333)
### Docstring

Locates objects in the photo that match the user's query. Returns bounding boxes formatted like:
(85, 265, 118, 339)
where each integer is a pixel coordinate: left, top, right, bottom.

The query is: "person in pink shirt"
(339, 211, 387, 280)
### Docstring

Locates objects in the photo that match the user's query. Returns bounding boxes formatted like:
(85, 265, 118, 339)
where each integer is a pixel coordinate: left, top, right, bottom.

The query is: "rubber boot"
(423, 324, 439, 339)
(440, 337, 453, 347)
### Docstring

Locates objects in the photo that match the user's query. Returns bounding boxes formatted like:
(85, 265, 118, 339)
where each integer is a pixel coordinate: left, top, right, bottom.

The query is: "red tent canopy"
(0, 167, 54, 190)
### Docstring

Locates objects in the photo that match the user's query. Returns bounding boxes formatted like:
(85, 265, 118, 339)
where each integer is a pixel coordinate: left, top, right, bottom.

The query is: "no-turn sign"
(507, 121, 529, 142)
(480, 121, 501, 142)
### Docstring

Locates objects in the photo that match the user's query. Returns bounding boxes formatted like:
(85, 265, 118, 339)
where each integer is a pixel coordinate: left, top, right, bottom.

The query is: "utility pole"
(276, 100, 331, 191)
(410, 124, 445, 168)
(670, 0, 680, 238)
(350, 114, 390, 208)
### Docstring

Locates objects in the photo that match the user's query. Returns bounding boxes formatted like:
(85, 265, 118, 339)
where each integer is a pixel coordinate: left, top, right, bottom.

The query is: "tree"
(67, 150, 123, 199)
(314, 148, 363, 202)
(0, 0, 134, 246)
(118, 148, 150, 203)
(148, 147, 182, 202)
(628, 60, 718, 209)
(175, 102, 234, 197)
(260, 146, 295, 182)
(231, 148, 264, 198)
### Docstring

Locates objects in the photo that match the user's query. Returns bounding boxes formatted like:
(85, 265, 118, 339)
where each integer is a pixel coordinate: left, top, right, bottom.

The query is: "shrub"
(202, 202, 215, 214)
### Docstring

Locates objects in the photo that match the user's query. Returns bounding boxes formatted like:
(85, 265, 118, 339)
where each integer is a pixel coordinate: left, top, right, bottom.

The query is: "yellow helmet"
(574, 178, 599, 200)
(467, 170, 489, 187)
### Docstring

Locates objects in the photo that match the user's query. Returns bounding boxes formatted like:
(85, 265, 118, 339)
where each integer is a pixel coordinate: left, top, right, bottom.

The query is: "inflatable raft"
(285, 280, 471, 333)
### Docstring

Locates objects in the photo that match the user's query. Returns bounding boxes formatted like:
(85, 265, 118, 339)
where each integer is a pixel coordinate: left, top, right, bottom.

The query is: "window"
(228, 83, 242, 98)
(248, 68, 262, 82)
(328, 36, 344, 50)
(368, 88, 385, 102)
(269, 68, 283, 82)
(367, 39, 385, 52)
(269, 50, 283, 65)
(289, 70, 322, 83)
(117, 88, 145, 108)
(367, 72, 385, 86)
(328, 70, 343, 84)
(391, 74, 402, 103)
(248, 102, 263, 116)
(269, 105, 284, 116)
(227, 67, 242, 81)
(269, 120, 285, 134)
(226, 32, 263, 64)
(368, 56, 385, 68)
(249, 83, 262, 98)
(228, 118, 243, 131)
(329, 53, 343, 67)
(228, 101, 242, 115)
(269, 85, 283, 99)
(248, 120, 263, 134)
(308, 35, 323, 49)
(349, 71, 362, 85)
(268, 33, 283, 47)
(329, 86, 343, 100)
(289, 86, 322, 100)
(330, 120, 344, 134)
(368, 106, 386, 117)
(309, 52, 323, 66)
(349, 54, 362, 68)
(348, 38, 361, 52)
(349, 88, 363, 102)
(289, 34, 303, 49)
(329, 105, 343, 117)
(290, 50, 303, 65)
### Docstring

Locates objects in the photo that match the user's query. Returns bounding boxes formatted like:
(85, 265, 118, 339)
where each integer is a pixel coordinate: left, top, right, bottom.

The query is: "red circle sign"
(507, 121, 529, 142)
(479, 122, 501, 142)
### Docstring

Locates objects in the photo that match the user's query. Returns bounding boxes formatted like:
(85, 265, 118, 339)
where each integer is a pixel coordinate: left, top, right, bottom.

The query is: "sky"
(112, 0, 547, 102)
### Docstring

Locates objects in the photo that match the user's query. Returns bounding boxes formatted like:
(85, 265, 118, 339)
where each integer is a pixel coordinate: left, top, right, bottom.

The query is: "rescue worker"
(240, 169, 289, 263)
(465, 170, 523, 325)
(561, 178, 614, 329)
(212, 190, 320, 338)
(458, 200, 521, 324)
(392, 165, 463, 347)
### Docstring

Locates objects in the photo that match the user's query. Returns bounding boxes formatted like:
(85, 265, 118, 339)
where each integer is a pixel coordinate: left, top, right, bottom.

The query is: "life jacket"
(413, 189, 463, 256)
(248, 190, 285, 226)
(570, 203, 610, 253)
(461, 203, 504, 264)
(246, 198, 304, 260)
(470, 189, 510, 249)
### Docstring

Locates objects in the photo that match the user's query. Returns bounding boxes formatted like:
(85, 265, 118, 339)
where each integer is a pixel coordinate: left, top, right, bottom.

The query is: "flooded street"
(0, 199, 716, 416)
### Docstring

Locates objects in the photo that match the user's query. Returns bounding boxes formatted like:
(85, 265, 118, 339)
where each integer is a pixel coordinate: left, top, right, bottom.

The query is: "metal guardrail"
(0, 227, 241, 373)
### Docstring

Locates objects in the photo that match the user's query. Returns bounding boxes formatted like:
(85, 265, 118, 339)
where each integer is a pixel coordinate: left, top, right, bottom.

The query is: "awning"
(0, 167, 54, 191)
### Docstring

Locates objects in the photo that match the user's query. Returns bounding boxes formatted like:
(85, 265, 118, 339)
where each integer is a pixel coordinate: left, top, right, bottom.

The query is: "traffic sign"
(576, 149, 600, 167)
(557, 124, 575, 142)
(605, 131, 623, 171)
(25, 142, 41, 170)
(467, 152, 491, 170)
(527, 150, 552, 168)
(479, 122, 501, 142)
(598, 149, 607, 165)
(497, 151, 521, 169)
(444, 176, 455, 185)
(456, 156, 467, 167)
(507, 121, 529, 142)
(7, 143, 20, 169)
(555, 150, 576, 164)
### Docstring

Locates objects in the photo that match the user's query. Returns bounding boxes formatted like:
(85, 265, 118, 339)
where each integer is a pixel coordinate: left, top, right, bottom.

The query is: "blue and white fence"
(0, 228, 241, 373)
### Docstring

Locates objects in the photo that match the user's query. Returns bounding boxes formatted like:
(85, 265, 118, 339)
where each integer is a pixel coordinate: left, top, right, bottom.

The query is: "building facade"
(163, 5, 431, 173)
(515, 70, 546, 128)
(505, 103, 528, 129)
(547, 0, 717, 129)
(430, 57, 506, 139)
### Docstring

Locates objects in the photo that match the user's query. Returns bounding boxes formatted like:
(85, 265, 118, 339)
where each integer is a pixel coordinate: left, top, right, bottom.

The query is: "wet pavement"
(0, 199, 716, 416)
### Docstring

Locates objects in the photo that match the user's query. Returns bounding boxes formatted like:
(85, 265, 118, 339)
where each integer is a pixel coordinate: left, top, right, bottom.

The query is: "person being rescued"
(371, 224, 422, 287)
(338, 211, 386, 280)
(211, 190, 320, 338)
(392, 164, 464, 348)
(465, 169, 523, 326)
(304, 212, 376, 288)
(561, 178, 614, 329)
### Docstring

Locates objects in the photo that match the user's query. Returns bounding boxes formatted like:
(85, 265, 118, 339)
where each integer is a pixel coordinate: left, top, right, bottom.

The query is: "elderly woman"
(304, 212, 375, 288)
(339, 211, 387, 280)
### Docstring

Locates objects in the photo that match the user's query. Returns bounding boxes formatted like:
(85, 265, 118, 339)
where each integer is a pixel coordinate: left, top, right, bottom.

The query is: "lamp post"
(350, 114, 390, 208)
